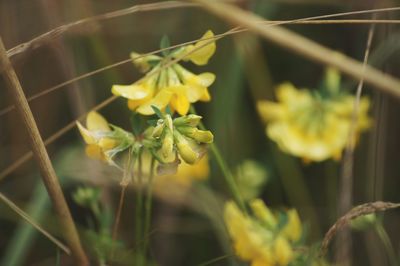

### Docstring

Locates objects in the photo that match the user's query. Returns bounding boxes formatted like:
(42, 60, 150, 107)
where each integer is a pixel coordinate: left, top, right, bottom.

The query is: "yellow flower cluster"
(224, 199, 302, 266)
(112, 30, 216, 116)
(257, 69, 371, 162)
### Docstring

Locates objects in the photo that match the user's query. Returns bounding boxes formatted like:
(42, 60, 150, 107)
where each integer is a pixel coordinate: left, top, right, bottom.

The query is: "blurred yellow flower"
(257, 77, 371, 162)
(76, 111, 117, 162)
(112, 30, 216, 115)
(224, 199, 302, 266)
(156, 155, 209, 187)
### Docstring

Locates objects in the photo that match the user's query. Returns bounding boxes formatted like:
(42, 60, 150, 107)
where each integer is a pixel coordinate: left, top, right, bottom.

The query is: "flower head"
(76, 111, 135, 164)
(112, 30, 216, 116)
(146, 112, 213, 165)
(224, 199, 302, 266)
(257, 69, 371, 162)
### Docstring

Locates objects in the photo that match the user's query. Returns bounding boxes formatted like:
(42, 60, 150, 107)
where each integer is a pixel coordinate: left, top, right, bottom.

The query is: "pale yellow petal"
(76, 121, 96, 144)
(85, 144, 105, 161)
(199, 88, 211, 102)
(111, 83, 152, 100)
(86, 111, 110, 132)
(186, 30, 216, 66)
(136, 89, 173, 115)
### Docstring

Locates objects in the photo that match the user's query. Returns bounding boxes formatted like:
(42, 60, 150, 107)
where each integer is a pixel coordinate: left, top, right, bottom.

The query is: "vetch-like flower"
(76, 111, 135, 164)
(257, 68, 371, 162)
(224, 199, 302, 266)
(112, 30, 216, 115)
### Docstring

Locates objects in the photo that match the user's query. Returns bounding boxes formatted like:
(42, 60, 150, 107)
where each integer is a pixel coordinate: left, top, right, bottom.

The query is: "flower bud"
(177, 142, 197, 164)
(161, 130, 174, 162)
(174, 131, 198, 164)
(173, 114, 202, 127)
(152, 120, 165, 138)
(191, 129, 213, 143)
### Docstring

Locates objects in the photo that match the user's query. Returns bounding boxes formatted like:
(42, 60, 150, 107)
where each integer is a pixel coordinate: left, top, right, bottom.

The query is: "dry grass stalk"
(190, 0, 400, 99)
(6, 1, 196, 58)
(0, 37, 89, 265)
(320, 201, 400, 257)
(0, 192, 71, 255)
(336, 18, 376, 266)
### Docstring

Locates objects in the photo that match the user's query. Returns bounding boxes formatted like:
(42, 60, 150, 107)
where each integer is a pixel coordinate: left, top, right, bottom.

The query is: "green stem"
(190, 106, 246, 212)
(135, 150, 144, 266)
(143, 158, 156, 266)
(375, 221, 399, 266)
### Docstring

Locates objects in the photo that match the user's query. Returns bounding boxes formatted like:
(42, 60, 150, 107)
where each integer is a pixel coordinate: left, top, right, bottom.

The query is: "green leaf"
(151, 105, 164, 118)
(160, 35, 171, 56)
(165, 105, 172, 115)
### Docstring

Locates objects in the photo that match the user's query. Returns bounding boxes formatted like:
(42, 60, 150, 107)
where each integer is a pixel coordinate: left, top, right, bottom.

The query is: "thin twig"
(336, 16, 376, 265)
(320, 201, 400, 257)
(0, 192, 71, 255)
(112, 150, 133, 241)
(0, 37, 88, 265)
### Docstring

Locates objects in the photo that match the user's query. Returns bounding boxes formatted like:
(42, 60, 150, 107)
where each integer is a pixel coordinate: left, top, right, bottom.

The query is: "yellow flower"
(158, 155, 209, 186)
(173, 30, 216, 66)
(224, 199, 302, 266)
(257, 81, 371, 162)
(76, 112, 117, 162)
(281, 209, 302, 242)
(112, 30, 216, 115)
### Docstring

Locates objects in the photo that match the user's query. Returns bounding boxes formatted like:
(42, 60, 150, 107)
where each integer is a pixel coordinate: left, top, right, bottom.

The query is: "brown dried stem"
(0, 37, 88, 265)
(320, 201, 400, 257)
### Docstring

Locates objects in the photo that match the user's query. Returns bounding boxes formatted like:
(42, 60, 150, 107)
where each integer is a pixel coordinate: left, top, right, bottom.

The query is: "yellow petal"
(250, 199, 277, 228)
(86, 111, 110, 132)
(98, 138, 117, 151)
(282, 209, 302, 242)
(128, 97, 153, 110)
(170, 87, 190, 115)
(85, 144, 105, 161)
(111, 83, 152, 101)
(257, 101, 284, 122)
(186, 30, 216, 66)
(136, 89, 173, 115)
(76, 122, 96, 144)
(130, 52, 161, 72)
(185, 73, 215, 103)
(274, 236, 293, 265)
(199, 88, 211, 102)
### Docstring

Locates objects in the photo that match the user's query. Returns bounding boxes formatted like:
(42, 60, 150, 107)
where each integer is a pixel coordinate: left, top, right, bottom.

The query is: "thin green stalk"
(375, 221, 399, 266)
(135, 150, 144, 266)
(189, 106, 246, 212)
(143, 158, 156, 266)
